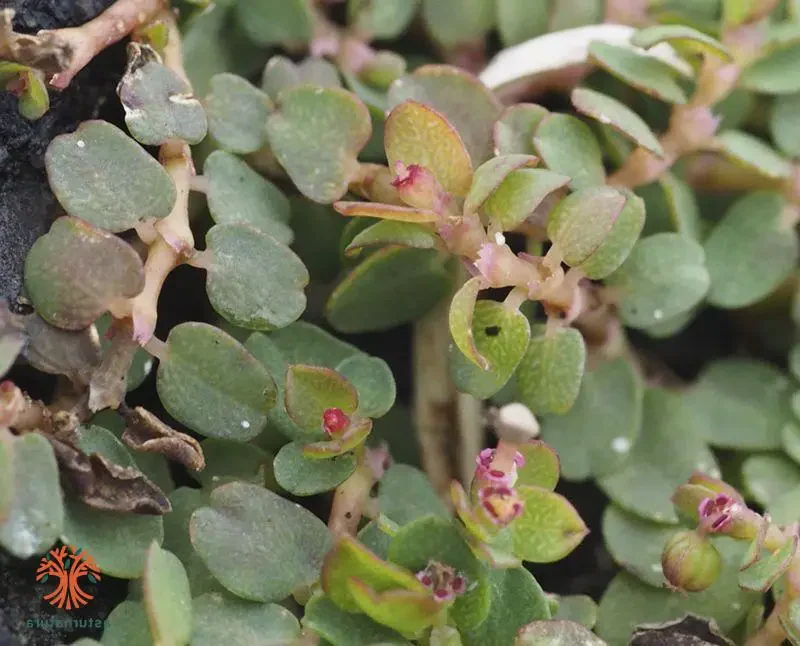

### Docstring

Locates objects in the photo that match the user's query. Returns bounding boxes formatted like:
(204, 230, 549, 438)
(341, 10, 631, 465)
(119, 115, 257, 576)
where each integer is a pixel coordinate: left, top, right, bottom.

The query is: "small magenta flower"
(698, 494, 735, 533)
(478, 485, 524, 527)
(474, 448, 525, 487)
(415, 561, 467, 603)
(322, 407, 350, 436)
(391, 162, 448, 211)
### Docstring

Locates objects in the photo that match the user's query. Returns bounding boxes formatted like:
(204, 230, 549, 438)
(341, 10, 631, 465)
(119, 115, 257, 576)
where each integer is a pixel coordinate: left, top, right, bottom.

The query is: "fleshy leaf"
(388, 65, 501, 164)
(143, 542, 192, 646)
(704, 191, 798, 309)
(534, 114, 606, 190)
(511, 485, 587, 563)
(742, 453, 800, 507)
(204, 151, 292, 243)
(516, 441, 560, 490)
(571, 88, 664, 157)
(194, 439, 270, 489)
(327, 248, 453, 333)
(274, 441, 356, 496)
(631, 25, 731, 60)
(599, 389, 719, 523)
(285, 364, 358, 434)
(0, 433, 63, 558)
(335, 202, 438, 223)
(233, 0, 312, 46)
(493, 103, 549, 156)
(24, 217, 144, 330)
(379, 465, 450, 526)
(516, 325, 586, 415)
(461, 568, 551, 646)
(739, 534, 797, 592)
(482, 168, 570, 231)
(420, 0, 495, 48)
(347, 0, 420, 40)
(495, 0, 549, 46)
(204, 224, 308, 331)
(303, 593, 412, 646)
(61, 496, 163, 578)
(384, 100, 473, 196)
(606, 233, 710, 329)
(588, 41, 689, 104)
(118, 52, 207, 146)
(547, 187, 627, 266)
(337, 355, 396, 419)
(540, 359, 643, 481)
(687, 358, 792, 451)
(322, 534, 425, 612)
(190, 592, 301, 646)
(517, 620, 606, 646)
(205, 73, 272, 154)
(450, 300, 531, 399)
(302, 417, 373, 459)
(740, 42, 800, 95)
(102, 601, 151, 646)
(464, 154, 539, 214)
(261, 56, 341, 101)
(578, 190, 645, 280)
(345, 220, 438, 256)
(348, 579, 443, 639)
(770, 92, 800, 158)
(449, 278, 487, 369)
(190, 482, 332, 602)
(716, 131, 791, 180)
(45, 121, 176, 232)
(267, 86, 372, 203)
(156, 323, 277, 440)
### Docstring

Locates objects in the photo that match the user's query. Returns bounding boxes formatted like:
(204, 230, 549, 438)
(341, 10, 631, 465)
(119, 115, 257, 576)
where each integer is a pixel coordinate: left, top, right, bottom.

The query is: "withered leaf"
(120, 405, 205, 472)
(88, 319, 139, 412)
(630, 615, 736, 646)
(47, 434, 170, 515)
(24, 315, 101, 386)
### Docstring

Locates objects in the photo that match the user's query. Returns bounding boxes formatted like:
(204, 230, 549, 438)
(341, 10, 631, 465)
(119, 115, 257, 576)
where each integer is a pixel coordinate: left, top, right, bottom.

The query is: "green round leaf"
(588, 42, 689, 104)
(493, 103, 549, 156)
(385, 100, 474, 197)
(768, 483, 800, 525)
(0, 433, 63, 558)
(191, 482, 332, 602)
(421, 0, 494, 48)
(783, 422, 800, 466)
(607, 233, 710, 329)
(517, 620, 606, 646)
(602, 504, 675, 587)
(378, 465, 449, 526)
(205, 73, 272, 154)
(346, 220, 438, 257)
(547, 187, 626, 266)
(540, 358, 643, 481)
(740, 42, 800, 95)
(516, 325, 586, 415)
(118, 59, 207, 146)
(191, 592, 301, 646)
(742, 453, 800, 507)
(571, 88, 664, 156)
(337, 355, 397, 419)
(267, 86, 372, 203)
(512, 486, 588, 563)
(450, 300, 531, 399)
(716, 131, 792, 180)
(234, 0, 313, 46)
(482, 168, 571, 231)
(535, 114, 606, 190)
(461, 568, 551, 646)
(102, 601, 151, 646)
(516, 441, 560, 490)
(347, 580, 443, 639)
(687, 358, 792, 450)
(464, 154, 539, 215)
(770, 92, 800, 158)
(262, 55, 341, 101)
(551, 596, 598, 629)
(348, 0, 420, 39)
(388, 65, 501, 165)
(631, 25, 731, 60)
(205, 223, 308, 331)
(327, 248, 453, 333)
(285, 364, 358, 434)
(495, 0, 549, 46)
(204, 151, 292, 243)
(195, 438, 271, 489)
(704, 191, 798, 309)
(304, 593, 412, 646)
(25, 217, 144, 330)
(156, 322, 277, 440)
(578, 190, 645, 280)
(599, 389, 719, 523)
(45, 121, 176, 232)
(274, 441, 356, 496)
(61, 496, 163, 578)
(143, 543, 192, 646)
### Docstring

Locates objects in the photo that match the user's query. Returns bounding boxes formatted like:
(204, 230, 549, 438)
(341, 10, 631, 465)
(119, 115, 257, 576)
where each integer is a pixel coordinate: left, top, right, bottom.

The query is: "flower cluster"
(415, 560, 467, 603)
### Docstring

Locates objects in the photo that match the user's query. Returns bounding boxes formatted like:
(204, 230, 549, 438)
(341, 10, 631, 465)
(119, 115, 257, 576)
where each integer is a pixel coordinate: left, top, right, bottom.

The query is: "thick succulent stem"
(328, 450, 375, 536)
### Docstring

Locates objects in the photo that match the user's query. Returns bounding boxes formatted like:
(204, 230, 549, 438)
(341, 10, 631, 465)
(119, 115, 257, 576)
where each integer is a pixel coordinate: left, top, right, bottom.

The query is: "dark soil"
(0, 0, 126, 302)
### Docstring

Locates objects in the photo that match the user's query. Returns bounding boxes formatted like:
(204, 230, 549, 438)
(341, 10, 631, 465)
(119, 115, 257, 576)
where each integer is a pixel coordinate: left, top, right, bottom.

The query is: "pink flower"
(416, 561, 468, 603)
(698, 494, 735, 533)
(478, 485, 524, 527)
(474, 448, 524, 487)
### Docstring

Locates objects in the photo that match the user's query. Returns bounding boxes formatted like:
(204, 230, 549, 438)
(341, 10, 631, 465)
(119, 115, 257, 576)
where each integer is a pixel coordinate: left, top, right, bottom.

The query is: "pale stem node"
(328, 453, 376, 537)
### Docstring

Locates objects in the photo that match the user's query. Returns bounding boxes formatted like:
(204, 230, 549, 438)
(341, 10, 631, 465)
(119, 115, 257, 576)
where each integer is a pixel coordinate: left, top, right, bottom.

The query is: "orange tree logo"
(36, 545, 101, 610)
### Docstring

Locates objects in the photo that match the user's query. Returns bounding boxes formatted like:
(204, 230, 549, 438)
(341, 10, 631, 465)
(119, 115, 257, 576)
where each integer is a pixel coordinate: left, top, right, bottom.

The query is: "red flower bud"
(391, 162, 448, 211)
(322, 408, 350, 436)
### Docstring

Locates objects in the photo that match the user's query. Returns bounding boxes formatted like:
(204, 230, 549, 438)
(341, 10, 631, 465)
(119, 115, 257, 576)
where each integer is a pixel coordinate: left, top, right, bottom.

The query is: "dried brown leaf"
(120, 405, 205, 472)
(88, 319, 138, 412)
